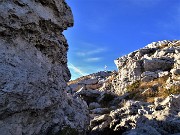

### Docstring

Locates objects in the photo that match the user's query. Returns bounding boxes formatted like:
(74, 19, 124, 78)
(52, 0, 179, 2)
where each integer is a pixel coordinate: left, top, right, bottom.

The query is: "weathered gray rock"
(90, 108, 110, 115)
(75, 89, 101, 98)
(89, 102, 101, 110)
(0, 1, 89, 134)
(123, 126, 161, 135)
(143, 58, 174, 72)
(74, 89, 102, 105)
(113, 40, 180, 95)
(90, 114, 112, 132)
(171, 69, 180, 75)
(67, 71, 114, 93)
(141, 71, 158, 82)
(80, 78, 98, 85)
(154, 94, 180, 113)
(89, 95, 180, 135)
(158, 71, 169, 77)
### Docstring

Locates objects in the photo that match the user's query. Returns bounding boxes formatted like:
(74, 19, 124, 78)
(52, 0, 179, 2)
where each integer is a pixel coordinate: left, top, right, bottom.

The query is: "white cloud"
(76, 48, 106, 57)
(85, 57, 102, 62)
(68, 63, 87, 76)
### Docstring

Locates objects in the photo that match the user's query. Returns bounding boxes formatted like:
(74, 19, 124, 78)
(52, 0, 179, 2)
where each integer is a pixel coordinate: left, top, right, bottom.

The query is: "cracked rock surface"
(113, 40, 180, 95)
(0, 0, 89, 134)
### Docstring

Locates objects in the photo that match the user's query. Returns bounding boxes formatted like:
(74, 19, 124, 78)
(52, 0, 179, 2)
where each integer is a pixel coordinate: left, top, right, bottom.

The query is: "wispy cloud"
(68, 63, 87, 76)
(85, 57, 102, 62)
(76, 48, 106, 57)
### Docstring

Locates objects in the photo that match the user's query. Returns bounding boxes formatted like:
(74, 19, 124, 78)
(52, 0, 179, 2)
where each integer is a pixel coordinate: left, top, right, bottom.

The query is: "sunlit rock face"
(0, 0, 89, 134)
(113, 40, 180, 95)
(65, 40, 180, 135)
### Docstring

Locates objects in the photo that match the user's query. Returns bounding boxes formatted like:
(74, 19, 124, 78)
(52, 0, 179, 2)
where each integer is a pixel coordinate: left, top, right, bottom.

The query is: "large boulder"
(143, 58, 174, 72)
(0, 0, 89, 134)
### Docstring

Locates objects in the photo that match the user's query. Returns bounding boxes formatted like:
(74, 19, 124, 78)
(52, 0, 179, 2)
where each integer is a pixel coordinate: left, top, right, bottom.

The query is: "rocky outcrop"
(67, 71, 114, 93)
(89, 95, 180, 135)
(113, 40, 180, 95)
(0, 1, 89, 135)
(67, 40, 180, 135)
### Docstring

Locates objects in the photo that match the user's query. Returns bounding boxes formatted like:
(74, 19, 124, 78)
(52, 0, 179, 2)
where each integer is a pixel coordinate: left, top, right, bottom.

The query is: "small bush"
(166, 85, 180, 95)
(126, 80, 140, 92)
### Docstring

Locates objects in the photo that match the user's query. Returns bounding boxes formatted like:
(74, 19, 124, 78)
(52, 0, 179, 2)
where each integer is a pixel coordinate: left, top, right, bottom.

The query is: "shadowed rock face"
(0, 0, 89, 135)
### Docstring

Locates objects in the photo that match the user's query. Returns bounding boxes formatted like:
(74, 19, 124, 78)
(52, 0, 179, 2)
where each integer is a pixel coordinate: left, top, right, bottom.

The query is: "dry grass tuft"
(67, 75, 92, 85)
(157, 40, 180, 49)
(125, 76, 180, 103)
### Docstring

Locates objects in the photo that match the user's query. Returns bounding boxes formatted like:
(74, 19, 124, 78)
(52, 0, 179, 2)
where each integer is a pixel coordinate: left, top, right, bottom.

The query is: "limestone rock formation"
(113, 40, 180, 96)
(0, 0, 89, 135)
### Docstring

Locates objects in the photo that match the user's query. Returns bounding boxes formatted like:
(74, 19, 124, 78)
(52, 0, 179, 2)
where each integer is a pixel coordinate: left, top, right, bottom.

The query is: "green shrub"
(166, 85, 180, 95)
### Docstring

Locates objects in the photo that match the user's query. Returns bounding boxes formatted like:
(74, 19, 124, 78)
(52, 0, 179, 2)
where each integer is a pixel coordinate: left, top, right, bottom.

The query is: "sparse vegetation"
(157, 41, 180, 49)
(68, 71, 113, 85)
(68, 75, 92, 85)
(165, 85, 180, 95)
(126, 80, 140, 92)
(157, 43, 168, 49)
(125, 76, 180, 102)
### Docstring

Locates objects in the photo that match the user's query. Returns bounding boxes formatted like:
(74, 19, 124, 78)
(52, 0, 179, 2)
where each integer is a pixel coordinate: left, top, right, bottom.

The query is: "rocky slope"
(68, 40, 180, 134)
(0, 1, 89, 135)
(88, 94, 180, 135)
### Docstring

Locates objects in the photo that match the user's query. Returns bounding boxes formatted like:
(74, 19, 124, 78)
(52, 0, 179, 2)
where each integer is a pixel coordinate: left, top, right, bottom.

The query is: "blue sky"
(64, 0, 180, 80)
